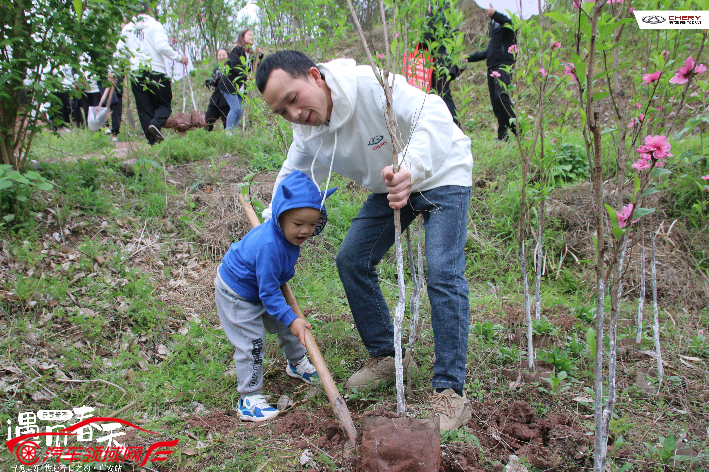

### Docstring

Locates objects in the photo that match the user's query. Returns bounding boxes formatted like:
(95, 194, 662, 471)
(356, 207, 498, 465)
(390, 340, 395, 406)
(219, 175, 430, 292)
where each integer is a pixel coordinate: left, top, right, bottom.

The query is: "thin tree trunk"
(651, 233, 663, 383)
(637, 232, 645, 344)
(535, 202, 544, 320)
(522, 241, 534, 371)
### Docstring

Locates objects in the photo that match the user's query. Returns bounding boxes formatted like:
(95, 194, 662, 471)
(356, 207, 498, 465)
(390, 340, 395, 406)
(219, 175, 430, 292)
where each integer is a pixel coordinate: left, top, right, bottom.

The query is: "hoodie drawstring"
(320, 131, 338, 210)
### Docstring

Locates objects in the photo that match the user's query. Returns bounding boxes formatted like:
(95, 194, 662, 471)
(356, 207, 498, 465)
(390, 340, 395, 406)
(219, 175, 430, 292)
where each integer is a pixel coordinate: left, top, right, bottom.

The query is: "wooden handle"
(237, 193, 357, 452)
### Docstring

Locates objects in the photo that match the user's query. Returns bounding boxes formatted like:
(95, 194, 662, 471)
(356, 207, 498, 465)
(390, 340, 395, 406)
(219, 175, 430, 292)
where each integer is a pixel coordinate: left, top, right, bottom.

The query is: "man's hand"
(381, 165, 412, 209)
(486, 3, 495, 17)
(290, 318, 312, 347)
(179, 55, 188, 65)
(107, 71, 117, 85)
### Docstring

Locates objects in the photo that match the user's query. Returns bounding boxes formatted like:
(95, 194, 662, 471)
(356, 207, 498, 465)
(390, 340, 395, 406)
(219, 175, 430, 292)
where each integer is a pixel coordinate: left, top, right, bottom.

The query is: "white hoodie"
(116, 15, 181, 75)
(263, 59, 473, 220)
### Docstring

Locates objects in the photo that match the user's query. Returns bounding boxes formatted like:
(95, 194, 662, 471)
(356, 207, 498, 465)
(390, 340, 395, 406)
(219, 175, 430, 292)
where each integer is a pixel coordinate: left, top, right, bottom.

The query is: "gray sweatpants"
(215, 271, 306, 396)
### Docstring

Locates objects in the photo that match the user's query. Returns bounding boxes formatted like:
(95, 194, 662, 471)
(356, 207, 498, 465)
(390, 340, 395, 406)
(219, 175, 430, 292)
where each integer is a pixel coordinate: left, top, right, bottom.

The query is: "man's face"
(261, 67, 332, 126)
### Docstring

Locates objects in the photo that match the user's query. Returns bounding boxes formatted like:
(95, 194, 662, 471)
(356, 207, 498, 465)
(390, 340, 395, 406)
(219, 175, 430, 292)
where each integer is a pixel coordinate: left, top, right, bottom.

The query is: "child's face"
(278, 207, 321, 246)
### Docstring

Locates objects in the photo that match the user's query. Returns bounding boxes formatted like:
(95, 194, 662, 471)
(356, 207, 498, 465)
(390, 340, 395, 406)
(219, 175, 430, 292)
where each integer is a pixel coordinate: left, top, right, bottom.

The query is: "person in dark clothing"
(420, 1, 464, 127)
(219, 30, 253, 131)
(465, 4, 517, 140)
(115, 2, 188, 145)
(205, 49, 231, 131)
(109, 77, 123, 141)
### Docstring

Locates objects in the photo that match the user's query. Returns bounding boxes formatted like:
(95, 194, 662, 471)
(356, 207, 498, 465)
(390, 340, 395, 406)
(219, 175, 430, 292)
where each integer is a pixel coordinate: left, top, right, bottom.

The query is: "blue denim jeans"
(221, 90, 243, 130)
(336, 185, 471, 391)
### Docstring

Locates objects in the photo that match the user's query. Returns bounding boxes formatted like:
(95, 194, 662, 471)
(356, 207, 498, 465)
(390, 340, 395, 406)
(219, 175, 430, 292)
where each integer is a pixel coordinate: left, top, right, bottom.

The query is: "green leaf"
(638, 187, 660, 199)
(545, 12, 571, 26)
(633, 173, 641, 200)
(633, 207, 655, 219)
(587, 327, 597, 359)
(601, 127, 616, 135)
(650, 167, 672, 178)
(73, 0, 83, 19)
(592, 91, 609, 101)
(35, 182, 54, 191)
(605, 204, 621, 230)
(0, 180, 12, 190)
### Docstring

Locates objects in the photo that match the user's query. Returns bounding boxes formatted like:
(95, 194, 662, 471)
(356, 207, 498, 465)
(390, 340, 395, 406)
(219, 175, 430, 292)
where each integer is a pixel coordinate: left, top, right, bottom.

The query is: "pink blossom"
(637, 134, 672, 160)
(490, 70, 501, 78)
(656, 106, 663, 112)
(702, 175, 709, 181)
(629, 7, 635, 12)
(641, 70, 662, 84)
(639, 113, 645, 122)
(573, 0, 581, 8)
(394, 33, 400, 38)
(552, 41, 562, 50)
(628, 118, 638, 128)
(617, 204, 635, 228)
(662, 50, 670, 60)
(636, 102, 642, 108)
(632, 157, 652, 170)
(552, 138, 557, 144)
(563, 63, 578, 82)
(377, 53, 385, 59)
(539, 67, 547, 77)
(669, 55, 707, 84)
(508, 44, 519, 54)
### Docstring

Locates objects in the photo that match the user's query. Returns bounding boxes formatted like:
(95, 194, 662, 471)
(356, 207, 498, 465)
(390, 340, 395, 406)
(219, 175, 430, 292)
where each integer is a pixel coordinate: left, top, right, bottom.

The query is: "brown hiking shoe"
(430, 389, 472, 431)
(344, 350, 416, 390)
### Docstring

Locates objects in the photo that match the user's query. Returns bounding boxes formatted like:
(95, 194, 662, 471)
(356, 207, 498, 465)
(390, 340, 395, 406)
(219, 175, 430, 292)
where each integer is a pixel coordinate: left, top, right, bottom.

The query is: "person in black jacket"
(219, 30, 255, 131)
(205, 48, 231, 131)
(465, 4, 517, 140)
(419, 1, 464, 127)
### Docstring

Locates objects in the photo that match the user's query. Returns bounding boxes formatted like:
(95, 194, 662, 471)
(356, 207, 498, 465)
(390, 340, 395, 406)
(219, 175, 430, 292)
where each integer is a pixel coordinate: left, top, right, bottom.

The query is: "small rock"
(300, 449, 313, 466)
(276, 395, 291, 411)
(123, 369, 136, 383)
(504, 455, 529, 472)
(94, 255, 105, 265)
(162, 221, 177, 233)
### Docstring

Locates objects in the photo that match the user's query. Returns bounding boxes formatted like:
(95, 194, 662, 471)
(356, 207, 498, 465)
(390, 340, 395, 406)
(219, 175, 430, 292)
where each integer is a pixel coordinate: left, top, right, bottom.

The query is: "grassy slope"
(2, 3, 709, 471)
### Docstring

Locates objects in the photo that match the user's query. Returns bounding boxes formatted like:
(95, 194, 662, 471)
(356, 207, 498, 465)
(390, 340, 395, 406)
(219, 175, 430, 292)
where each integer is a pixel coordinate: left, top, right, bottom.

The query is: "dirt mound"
(439, 400, 591, 472)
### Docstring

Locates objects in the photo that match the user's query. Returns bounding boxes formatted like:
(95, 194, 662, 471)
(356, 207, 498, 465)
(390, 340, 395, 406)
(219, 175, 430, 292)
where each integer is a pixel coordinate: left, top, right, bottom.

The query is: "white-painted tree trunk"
(535, 208, 544, 320)
(651, 234, 663, 383)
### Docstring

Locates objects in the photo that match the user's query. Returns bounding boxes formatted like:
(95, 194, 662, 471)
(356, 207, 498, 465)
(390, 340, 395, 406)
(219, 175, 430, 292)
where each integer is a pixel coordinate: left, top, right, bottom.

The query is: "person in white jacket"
(115, 2, 187, 145)
(255, 50, 474, 431)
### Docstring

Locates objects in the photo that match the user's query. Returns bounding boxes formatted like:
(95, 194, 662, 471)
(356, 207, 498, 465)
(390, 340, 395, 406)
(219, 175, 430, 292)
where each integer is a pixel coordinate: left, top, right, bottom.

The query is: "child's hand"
(290, 318, 312, 347)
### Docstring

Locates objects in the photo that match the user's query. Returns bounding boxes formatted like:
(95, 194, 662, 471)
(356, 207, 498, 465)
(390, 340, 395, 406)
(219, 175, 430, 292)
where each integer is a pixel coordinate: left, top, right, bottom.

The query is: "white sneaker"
(237, 395, 279, 422)
(112, 135, 118, 142)
(286, 356, 319, 384)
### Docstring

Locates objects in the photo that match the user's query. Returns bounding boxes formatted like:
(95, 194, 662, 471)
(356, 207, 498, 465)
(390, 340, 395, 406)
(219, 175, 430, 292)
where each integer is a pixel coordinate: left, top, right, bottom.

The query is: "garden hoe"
(238, 193, 357, 456)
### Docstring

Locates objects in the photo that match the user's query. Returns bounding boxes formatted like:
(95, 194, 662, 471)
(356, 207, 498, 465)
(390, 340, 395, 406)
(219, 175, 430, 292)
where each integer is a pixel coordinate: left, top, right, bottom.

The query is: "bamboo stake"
(238, 193, 357, 454)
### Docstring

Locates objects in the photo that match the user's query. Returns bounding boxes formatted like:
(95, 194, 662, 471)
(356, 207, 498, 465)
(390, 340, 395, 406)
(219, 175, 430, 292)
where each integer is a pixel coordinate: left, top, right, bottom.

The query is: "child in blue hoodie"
(214, 170, 336, 422)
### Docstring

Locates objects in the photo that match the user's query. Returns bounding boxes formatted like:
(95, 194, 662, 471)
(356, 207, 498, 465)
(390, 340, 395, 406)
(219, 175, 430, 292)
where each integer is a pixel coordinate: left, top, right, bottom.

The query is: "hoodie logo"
(368, 135, 387, 150)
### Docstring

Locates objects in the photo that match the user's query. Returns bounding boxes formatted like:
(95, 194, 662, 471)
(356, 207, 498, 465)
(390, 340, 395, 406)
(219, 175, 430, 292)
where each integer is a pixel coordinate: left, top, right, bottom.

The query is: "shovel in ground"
(238, 193, 357, 455)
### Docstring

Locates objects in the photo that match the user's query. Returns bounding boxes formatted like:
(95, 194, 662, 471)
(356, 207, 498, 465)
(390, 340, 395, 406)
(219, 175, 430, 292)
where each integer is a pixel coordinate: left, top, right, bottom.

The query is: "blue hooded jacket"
(219, 171, 336, 327)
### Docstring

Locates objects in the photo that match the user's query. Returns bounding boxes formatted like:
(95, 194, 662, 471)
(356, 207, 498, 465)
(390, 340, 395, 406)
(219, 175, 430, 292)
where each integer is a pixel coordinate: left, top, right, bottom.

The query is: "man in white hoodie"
(256, 50, 474, 431)
(115, 2, 187, 145)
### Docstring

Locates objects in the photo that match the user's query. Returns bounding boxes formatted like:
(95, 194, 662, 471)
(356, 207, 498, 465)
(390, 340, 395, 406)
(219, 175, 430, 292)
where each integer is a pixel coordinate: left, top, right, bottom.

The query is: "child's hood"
(271, 170, 337, 238)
